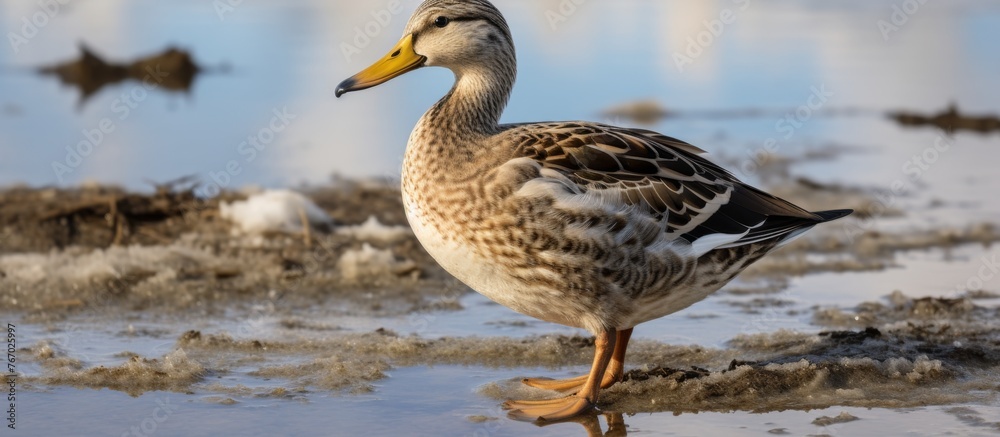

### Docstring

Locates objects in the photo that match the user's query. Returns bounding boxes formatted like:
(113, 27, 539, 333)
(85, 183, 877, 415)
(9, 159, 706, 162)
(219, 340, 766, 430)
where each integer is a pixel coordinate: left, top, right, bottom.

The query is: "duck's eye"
(434, 16, 450, 28)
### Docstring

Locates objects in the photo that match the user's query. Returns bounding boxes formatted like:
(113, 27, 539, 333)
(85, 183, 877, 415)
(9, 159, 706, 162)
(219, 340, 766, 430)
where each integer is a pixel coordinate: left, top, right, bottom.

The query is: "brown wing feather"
(512, 122, 835, 248)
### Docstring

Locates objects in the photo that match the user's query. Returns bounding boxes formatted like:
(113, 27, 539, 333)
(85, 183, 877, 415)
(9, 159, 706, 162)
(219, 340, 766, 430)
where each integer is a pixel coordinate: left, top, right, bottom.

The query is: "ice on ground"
(479, 292, 999, 414)
(787, 222, 999, 256)
(336, 215, 411, 242)
(812, 411, 860, 426)
(176, 330, 274, 352)
(337, 243, 419, 284)
(0, 231, 449, 317)
(480, 326, 991, 413)
(249, 355, 391, 393)
(813, 290, 1000, 329)
(0, 243, 245, 312)
(172, 329, 732, 372)
(27, 347, 204, 396)
(220, 189, 333, 234)
(740, 222, 999, 282)
(585, 354, 973, 414)
(4, 181, 999, 419)
(0, 244, 218, 285)
(29, 341, 83, 371)
(1, 182, 994, 318)
(20, 288, 1000, 414)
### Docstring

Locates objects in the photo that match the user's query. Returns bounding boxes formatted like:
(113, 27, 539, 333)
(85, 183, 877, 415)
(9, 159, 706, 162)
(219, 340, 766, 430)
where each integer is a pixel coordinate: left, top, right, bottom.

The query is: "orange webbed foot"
(521, 375, 589, 394)
(503, 395, 595, 422)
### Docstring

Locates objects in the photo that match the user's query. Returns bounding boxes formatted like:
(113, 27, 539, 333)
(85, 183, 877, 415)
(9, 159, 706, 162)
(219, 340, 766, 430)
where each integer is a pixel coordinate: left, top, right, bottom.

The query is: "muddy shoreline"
(2, 180, 998, 420)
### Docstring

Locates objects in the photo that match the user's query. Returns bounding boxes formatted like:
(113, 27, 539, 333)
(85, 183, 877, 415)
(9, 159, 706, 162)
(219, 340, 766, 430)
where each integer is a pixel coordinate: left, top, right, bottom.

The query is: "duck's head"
(336, 0, 514, 98)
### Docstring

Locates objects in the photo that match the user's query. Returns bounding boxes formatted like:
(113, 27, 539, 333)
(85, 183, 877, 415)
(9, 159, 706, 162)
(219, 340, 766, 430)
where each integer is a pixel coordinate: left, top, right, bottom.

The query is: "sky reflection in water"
(0, 1, 997, 206)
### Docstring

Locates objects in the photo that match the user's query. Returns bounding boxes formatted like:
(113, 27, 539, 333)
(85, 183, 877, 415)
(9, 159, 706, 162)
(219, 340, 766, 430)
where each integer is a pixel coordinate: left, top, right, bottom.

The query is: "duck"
(336, 0, 852, 422)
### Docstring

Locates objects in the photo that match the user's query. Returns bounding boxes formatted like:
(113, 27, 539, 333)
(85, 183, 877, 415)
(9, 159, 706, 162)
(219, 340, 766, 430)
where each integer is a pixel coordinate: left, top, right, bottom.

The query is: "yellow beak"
(336, 34, 426, 97)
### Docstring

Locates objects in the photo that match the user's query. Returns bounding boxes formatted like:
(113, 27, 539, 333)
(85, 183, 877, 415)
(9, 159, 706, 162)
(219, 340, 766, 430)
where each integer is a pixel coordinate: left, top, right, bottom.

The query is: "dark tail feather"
(813, 209, 854, 222)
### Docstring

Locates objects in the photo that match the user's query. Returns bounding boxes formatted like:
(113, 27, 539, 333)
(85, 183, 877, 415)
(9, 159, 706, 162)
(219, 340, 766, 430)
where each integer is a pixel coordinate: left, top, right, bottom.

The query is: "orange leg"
(522, 328, 633, 394)
(504, 328, 617, 421)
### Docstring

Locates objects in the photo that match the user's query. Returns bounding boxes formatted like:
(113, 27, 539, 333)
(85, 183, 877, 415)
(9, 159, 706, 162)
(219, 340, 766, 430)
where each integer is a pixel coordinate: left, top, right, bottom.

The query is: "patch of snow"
(337, 243, 417, 282)
(0, 245, 217, 285)
(337, 216, 411, 242)
(220, 189, 332, 234)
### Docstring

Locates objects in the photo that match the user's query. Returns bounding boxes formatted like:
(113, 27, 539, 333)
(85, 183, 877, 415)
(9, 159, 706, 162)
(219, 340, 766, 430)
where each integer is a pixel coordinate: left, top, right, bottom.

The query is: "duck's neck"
(417, 53, 516, 141)
(405, 49, 516, 188)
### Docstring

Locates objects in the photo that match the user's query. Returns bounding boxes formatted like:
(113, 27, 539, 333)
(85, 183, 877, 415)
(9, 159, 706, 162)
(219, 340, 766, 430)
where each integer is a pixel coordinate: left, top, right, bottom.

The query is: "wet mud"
(486, 291, 999, 415)
(0, 181, 452, 321)
(16, 291, 999, 416)
(2, 178, 998, 421)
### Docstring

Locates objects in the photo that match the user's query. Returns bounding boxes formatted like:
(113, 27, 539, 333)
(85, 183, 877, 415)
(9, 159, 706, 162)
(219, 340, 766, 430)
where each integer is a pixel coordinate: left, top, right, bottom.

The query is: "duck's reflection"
(533, 412, 628, 437)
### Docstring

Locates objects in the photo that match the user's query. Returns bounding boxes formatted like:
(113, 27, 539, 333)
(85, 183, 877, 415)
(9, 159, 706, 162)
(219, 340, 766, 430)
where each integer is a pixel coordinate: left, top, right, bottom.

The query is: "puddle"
(8, 256, 999, 428)
(3, 175, 999, 434)
(12, 369, 1000, 436)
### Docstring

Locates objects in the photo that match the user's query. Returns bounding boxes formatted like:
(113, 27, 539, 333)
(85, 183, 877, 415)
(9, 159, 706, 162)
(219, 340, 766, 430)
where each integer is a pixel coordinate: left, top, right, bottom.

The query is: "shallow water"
(8, 241, 1000, 436)
(2, 0, 1000, 436)
(16, 383, 1000, 436)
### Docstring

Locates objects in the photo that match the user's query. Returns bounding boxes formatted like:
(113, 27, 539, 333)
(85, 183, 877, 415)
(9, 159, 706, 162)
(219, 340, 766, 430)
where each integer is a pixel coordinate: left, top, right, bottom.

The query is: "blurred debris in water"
(601, 100, 672, 124)
(37, 44, 201, 107)
(602, 99, 874, 125)
(889, 104, 1000, 134)
(604, 99, 1000, 135)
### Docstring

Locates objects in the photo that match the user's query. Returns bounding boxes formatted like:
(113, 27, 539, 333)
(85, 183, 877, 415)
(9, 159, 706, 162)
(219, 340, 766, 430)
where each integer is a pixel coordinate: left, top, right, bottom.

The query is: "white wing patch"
(689, 232, 750, 257)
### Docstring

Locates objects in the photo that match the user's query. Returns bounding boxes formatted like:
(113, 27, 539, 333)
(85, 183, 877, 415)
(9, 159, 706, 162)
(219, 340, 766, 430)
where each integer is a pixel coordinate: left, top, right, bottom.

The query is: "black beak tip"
(335, 78, 356, 98)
